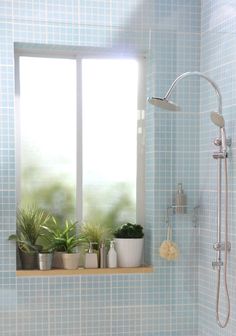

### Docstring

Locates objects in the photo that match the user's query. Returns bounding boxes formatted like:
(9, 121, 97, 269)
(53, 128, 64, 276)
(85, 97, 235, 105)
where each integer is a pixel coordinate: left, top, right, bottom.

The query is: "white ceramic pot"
(52, 251, 64, 269)
(114, 238, 144, 267)
(62, 253, 80, 270)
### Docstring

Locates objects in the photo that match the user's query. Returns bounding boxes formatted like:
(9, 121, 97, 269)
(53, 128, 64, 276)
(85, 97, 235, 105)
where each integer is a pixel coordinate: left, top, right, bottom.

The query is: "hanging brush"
(159, 209, 180, 261)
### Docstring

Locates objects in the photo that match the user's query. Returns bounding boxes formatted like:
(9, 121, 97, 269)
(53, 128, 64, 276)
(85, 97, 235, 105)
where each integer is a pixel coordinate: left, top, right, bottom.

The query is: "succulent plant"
(114, 223, 144, 239)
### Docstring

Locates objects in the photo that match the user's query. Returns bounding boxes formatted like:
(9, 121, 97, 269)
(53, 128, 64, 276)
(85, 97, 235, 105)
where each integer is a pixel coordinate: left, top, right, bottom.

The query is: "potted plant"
(42, 219, 81, 270)
(37, 236, 55, 271)
(114, 223, 144, 267)
(61, 221, 81, 270)
(40, 217, 66, 268)
(8, 206, 51, 269)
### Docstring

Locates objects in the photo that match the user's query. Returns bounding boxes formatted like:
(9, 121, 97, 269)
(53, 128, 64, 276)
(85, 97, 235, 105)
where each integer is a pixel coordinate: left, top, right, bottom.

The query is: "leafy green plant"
(8, 206, 51, 254)
(41, 219, 81, 253)
(114, 223, 144, 239)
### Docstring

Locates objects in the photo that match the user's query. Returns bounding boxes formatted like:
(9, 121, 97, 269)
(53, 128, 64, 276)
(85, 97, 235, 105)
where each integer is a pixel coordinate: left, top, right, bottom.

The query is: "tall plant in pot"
(42, 219, 81, 269)
(41, 217, 66, 268)
(8, 206, 51, 269)
(61, 221, 81, 270)
(114, 223, 144, 267)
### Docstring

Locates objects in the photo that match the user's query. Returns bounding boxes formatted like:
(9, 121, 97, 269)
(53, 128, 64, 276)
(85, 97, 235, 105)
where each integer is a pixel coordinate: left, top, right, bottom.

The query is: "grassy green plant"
(114, 223, 144, 239)
(78, 221, 114, 247)
(8, 206, 51, 254)
(41, 219, 81, 253)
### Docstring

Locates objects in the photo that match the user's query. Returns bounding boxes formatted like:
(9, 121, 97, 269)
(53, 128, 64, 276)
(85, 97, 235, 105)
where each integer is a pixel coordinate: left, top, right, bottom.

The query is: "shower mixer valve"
(212, 241, 231, 270)
(212, 136, 231, 159)
(213, 137, 231, 147)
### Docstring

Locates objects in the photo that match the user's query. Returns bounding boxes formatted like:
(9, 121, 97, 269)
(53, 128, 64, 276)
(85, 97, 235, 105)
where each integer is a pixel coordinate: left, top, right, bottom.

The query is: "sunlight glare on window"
(82, 59, 138, 225)
(19, 57, 76, 220)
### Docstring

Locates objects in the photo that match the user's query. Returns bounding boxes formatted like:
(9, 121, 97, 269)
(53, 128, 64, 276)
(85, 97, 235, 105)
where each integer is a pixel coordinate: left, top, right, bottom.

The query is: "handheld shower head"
(147, 97, 180, 111)
(211, 112, 225, 128)
(211, 112, 227, 154)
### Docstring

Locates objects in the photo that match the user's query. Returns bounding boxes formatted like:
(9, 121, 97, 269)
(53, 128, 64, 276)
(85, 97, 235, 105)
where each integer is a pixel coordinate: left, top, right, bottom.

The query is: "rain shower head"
(148, 72, 223, 115)
(147, 97, 180, 111)
(211, 112, 225, 128)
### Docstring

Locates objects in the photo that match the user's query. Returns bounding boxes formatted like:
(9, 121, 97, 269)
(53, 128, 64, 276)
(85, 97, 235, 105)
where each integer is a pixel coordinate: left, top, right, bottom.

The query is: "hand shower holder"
(212, 136, 231, 159)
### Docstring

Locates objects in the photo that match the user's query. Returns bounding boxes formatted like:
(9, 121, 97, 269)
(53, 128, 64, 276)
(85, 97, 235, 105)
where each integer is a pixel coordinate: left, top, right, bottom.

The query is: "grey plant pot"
(52, 251, 64, 269)
(16, 247, 22, 270)
(38, 253, 53, 270)
(19, 250, 38, 270)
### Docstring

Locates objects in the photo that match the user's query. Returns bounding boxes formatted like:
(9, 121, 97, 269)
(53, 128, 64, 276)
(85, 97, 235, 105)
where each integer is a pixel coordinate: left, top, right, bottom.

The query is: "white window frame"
(15, 49, 146, 225)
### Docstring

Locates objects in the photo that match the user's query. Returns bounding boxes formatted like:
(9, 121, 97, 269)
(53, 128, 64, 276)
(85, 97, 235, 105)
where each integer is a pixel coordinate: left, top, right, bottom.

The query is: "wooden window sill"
(16, 265, 153, 277)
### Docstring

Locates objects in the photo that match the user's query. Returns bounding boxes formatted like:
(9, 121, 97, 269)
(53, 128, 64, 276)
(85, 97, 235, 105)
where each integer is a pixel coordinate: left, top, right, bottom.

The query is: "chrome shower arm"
(164, 71, 222, 114)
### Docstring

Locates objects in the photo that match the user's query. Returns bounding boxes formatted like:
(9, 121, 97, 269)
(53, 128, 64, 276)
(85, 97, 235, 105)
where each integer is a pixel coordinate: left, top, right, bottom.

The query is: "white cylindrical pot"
(114, 238, 144, 267)
(62, 253, 80, 270)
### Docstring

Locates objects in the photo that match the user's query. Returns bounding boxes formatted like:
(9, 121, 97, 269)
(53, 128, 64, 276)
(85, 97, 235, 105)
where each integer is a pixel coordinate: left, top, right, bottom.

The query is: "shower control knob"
(214, 137, 232, 147)
(213, 137, 222, 146)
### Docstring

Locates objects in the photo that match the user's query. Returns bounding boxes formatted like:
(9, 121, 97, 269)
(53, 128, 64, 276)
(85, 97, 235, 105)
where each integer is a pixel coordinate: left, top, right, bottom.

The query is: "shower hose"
(216, 157, 230, 328)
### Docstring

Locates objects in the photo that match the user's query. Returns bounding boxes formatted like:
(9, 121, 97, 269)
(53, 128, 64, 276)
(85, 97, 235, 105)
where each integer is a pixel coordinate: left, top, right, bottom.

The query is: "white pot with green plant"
(41, 218, 77, 269)
(44, 220, 81, 270)
(8, 206, 51, 270)
(114, 223, 144, 267)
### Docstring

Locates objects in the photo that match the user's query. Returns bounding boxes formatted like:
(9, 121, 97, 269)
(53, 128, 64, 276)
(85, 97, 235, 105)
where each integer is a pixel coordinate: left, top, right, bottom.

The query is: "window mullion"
(15, 55, 21, 206)
(76, 57, 83, 223)
(136, 58, 146, 225)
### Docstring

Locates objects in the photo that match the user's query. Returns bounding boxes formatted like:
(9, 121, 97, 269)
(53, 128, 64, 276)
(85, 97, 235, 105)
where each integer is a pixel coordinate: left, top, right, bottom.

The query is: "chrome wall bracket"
(213, 241, 231, 252)
(212, 260, 223, 270)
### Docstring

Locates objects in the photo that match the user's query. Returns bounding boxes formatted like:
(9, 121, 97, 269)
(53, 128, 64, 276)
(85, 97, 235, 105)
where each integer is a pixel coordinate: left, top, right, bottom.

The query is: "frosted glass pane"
(82, 59, 138, 225)
(19, 57, 76, 220)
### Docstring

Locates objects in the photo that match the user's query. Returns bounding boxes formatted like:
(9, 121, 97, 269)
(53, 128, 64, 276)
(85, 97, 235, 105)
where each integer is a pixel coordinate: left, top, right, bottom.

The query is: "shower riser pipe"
(217, 150, 222, 266)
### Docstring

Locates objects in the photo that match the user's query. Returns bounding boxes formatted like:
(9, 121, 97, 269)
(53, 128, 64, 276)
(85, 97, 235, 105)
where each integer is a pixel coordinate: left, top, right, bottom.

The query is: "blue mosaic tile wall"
(199, 1, 236, 335)
(0, 1, 201, 335)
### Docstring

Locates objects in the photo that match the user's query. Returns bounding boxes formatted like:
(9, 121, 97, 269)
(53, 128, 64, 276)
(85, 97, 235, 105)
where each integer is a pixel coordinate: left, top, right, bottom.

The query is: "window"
(16, 52, 145, 225)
